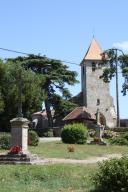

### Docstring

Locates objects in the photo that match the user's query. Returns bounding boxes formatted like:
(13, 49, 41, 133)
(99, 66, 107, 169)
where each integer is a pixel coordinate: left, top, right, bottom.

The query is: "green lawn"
(0, 141, 127, 191)
(0, 164, 98, 192)
(29, 141, 128, 159)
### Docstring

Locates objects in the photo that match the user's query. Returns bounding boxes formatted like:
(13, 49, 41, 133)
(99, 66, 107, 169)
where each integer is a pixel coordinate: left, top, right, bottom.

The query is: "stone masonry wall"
(82, 60, 116, 128)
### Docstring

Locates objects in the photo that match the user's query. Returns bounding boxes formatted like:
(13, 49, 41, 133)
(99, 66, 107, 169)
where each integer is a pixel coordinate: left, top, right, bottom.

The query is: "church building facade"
(81, 38, 116, 128)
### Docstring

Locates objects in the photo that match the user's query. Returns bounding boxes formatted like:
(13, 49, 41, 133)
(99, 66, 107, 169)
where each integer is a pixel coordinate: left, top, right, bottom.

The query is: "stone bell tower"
(81, 38, 116, 128)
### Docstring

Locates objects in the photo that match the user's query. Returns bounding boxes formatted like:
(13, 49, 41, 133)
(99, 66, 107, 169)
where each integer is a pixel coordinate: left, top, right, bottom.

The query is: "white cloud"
(113, 41, 128, 52)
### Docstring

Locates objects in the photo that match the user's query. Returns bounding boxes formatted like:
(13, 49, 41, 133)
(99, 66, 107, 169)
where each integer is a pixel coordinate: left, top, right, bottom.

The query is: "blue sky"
(0, 0, 128, 118)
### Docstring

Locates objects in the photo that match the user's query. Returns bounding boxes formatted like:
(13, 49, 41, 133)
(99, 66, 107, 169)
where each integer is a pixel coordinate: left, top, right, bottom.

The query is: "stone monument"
(10, 117, 29, 154)
(0, 117, 32, 164)
(0, 74, 49, 164)
(89, 108, 106, 145)
(0, 116, 49, 164)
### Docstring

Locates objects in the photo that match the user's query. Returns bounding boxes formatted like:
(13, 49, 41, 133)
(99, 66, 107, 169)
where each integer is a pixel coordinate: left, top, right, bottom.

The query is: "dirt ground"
(33, 153, 122, 165)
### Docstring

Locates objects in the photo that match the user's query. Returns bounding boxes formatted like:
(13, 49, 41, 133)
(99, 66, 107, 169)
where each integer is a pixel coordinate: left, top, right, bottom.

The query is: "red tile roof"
(63, 107, 96, 121)
(84, 38, 103, 60)
(33, 110, 54, 117)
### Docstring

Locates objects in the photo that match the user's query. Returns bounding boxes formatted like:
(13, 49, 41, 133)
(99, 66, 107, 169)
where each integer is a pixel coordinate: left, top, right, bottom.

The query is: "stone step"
(0, 154, 30, 162)
(0, 161, 31, 165)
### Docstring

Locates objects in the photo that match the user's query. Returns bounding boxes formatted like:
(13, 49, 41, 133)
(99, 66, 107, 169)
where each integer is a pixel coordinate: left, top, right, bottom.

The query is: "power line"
(0, 47, 127, 78)
(0, 47, 30, 56)
(0, 47, 80, 66)
(0, 47, 127, 69)
(54, 59, 79, 66)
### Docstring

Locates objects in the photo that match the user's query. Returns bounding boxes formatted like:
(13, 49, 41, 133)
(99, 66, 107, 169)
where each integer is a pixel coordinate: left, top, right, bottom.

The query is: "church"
(32, 38, 117, 130)
(69, 38, 117, 128)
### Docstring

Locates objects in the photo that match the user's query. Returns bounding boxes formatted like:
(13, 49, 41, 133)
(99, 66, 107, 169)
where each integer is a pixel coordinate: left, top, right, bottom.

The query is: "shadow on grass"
(90, 189, 100, 192)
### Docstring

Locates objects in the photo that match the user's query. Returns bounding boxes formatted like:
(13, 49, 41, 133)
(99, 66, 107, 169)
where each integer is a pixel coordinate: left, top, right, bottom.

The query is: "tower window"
(92, 62, 96, 71)
(97, 99, 100, 106)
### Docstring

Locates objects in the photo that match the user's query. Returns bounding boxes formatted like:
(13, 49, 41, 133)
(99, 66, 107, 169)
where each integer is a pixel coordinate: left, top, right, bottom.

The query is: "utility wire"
(0, 47, 127, 69)
(0, 47, 80, 66)
(0, 47, 30, 56)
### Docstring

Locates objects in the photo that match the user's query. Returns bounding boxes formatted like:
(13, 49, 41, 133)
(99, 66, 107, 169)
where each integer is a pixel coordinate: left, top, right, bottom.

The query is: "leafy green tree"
(0, 59, 6, 113)
(118, 55, 128, 95)
(10, 55, 78, 127)
(49, 94, 77, 126)
(100, 49, 128, 127)
(100, 49, 128, 95)
(0, 59, 43, 130)
(1, 55, 78, 129)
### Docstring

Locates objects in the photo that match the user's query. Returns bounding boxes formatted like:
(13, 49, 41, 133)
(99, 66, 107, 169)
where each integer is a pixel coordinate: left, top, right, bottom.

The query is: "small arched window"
(97, 99, 100, 106)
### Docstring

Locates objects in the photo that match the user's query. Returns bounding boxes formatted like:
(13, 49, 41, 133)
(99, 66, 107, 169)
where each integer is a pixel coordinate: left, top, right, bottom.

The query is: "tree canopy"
(100, 49, 128, 95)
(0, 55, 78, 130)
(0, 58, 43, 130)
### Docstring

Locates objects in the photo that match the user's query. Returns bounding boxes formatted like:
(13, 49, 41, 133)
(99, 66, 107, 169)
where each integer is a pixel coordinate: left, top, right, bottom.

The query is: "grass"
(29, 141, 128, 159)
(0, 141, 127, 191)
(0, 164, 98, 192)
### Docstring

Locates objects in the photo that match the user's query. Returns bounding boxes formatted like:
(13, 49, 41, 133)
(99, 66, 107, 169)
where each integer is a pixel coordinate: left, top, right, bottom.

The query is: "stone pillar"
(10, 117, 29, 154)
(96, 108, 100, 125)
(95, 125, 104, 141)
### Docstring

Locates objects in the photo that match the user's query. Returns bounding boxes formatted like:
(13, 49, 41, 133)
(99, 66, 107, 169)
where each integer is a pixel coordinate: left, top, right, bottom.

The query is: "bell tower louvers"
(81, 38, 116, 128)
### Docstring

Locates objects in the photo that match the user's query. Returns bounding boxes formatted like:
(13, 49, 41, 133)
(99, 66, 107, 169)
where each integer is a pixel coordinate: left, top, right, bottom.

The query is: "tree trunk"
(45, 99, 53, 128)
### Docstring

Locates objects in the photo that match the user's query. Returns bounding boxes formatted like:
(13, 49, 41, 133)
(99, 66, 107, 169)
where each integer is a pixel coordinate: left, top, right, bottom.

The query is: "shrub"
(109, 136, 128, 146)
(102, 130, 113, 139)
(36, 129, 43, 137)
(28, 130, 39, 146)
(109, 132, 128, 146)
(61, 123, 87, 144)
(43, 130, 53, 137)
(123, 132, 128, 140)
(36, 129, 53, 137)
(92, 156, 128, 192)
(0, 133, 11, 149)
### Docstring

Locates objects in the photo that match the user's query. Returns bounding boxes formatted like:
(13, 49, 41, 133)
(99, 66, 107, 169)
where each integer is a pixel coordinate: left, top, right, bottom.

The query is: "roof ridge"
(63, 107, 78, 121)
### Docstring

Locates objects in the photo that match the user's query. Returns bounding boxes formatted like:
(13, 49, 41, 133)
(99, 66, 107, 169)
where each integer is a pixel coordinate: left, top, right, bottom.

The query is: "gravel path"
(37, 138, 122, 165)
(39, 137, 61, 142)
(1, 138, 123, 165)
(31, 153, 122, 165)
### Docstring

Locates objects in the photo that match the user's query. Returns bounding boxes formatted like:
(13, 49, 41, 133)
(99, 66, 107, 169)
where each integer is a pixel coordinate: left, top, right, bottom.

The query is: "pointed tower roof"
(84, 38, 103, 60)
